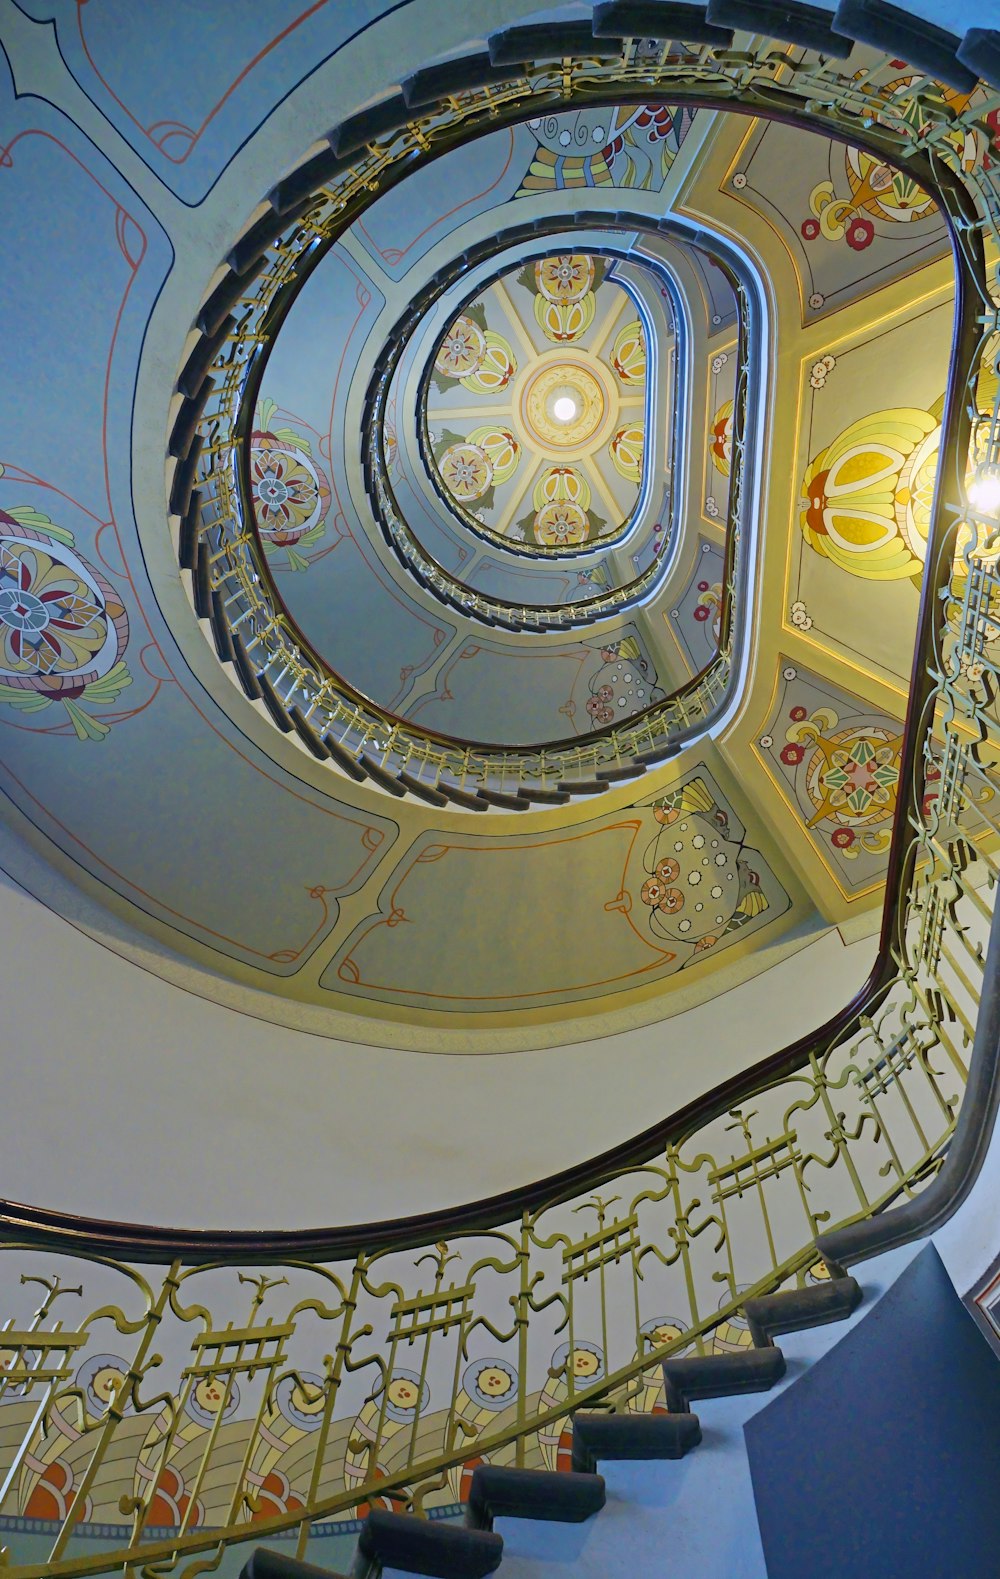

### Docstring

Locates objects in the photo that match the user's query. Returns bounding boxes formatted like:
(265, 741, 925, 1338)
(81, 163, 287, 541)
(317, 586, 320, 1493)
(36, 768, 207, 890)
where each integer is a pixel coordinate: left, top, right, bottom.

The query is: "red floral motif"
(845, 216, 875, 251)
(250, 1470, 305, 1523)
(789, 705, 808, 722)
(694, 605, 711, 622)
(780, 743, 806, 766)
(635, 105, 675, 142)
(143, 1465, 202, 1530)
(831, 827, 855, 849)
(25, 1460, 77, 1521)
(800, 218, 820, 240)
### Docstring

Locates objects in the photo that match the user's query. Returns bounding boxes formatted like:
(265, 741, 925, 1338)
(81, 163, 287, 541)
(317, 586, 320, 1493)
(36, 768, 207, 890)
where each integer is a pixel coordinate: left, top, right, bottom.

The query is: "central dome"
(520, 355, 611, 452)
(425, 252, 649, 550)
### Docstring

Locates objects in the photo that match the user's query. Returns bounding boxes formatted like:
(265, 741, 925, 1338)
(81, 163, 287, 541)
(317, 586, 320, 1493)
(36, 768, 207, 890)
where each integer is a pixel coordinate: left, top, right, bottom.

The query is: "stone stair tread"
(354, 1509, 502, 1577)
(466, 1465, 605, 1528)
(743, 1276, 862, 1346)
(662, 1347, 786, 1412)
(571, 1409, 701, 1471)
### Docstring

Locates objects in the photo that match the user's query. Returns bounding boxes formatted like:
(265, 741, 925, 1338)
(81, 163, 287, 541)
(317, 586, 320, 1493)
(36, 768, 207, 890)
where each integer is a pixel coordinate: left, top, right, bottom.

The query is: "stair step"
(242, 1550, 348, 1579)
(466, 1465, 605, 1529)
(743, 1276, 862, 1348)
(662, 1348, 786, 1413)
(354, 1509, 502, 1578)
(571, 1409, 702, 1471)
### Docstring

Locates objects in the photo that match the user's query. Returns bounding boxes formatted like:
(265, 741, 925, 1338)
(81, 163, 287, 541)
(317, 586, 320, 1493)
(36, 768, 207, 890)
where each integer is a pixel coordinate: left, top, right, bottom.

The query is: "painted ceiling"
(0, 0, 990, 1058)
(425, 253, 652, 550)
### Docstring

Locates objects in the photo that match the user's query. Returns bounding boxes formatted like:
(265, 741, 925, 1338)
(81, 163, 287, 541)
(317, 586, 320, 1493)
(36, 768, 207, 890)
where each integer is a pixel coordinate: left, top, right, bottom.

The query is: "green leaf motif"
(6, 507, 75, 547)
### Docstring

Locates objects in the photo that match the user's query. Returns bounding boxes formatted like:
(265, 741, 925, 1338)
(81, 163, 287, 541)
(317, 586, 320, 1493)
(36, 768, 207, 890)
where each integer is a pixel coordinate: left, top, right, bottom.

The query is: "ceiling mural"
(401, 624, 667, 746)
(425, 255, 651, 549)
(0, 3, 977, 1057)
(323, 764, 791, 1015)
(250, 400, 333, 573)
(11, 0, 393, 202)
(703, 328, 738, 527)
(667, 539, 727, 679)
(515, 106, 698, 197)
(348, 103, 699, 282)
(753, 662, 905, 898)
(788, 296, 954, 686)
(725, 116, 953, 322)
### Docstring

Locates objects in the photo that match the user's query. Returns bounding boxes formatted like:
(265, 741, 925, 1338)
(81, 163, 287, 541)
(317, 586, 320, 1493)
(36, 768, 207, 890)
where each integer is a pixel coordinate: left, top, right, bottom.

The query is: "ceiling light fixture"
(968, 464, 1000, 515)
(553, 395, 577, 422)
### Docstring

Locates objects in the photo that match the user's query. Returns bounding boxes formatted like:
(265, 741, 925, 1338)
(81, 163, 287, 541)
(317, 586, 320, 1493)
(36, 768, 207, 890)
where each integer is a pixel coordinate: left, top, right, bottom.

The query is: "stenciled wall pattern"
(753, 662, 905, 897)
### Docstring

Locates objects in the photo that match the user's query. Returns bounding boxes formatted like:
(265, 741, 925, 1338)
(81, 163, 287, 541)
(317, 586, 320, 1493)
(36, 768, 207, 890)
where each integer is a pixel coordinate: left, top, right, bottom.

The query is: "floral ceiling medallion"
(425, 252, 652, 551)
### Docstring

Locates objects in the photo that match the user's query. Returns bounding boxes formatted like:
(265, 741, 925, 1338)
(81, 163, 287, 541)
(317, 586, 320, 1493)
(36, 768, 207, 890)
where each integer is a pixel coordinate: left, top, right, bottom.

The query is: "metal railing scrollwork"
(2, 29, 988, 1579)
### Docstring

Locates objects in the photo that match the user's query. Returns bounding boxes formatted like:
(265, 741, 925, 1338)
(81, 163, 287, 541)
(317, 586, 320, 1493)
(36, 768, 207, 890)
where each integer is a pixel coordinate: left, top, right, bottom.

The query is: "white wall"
(0, 838, 876, 1231)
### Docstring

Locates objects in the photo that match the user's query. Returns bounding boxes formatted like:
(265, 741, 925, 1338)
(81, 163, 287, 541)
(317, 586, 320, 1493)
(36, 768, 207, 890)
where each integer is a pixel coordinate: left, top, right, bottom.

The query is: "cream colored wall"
(0, 820, 877, 1230)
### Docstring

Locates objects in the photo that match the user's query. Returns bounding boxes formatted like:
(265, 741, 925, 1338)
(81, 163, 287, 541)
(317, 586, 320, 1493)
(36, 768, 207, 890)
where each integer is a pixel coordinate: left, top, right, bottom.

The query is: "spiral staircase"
(3, 1, 1000, 1575)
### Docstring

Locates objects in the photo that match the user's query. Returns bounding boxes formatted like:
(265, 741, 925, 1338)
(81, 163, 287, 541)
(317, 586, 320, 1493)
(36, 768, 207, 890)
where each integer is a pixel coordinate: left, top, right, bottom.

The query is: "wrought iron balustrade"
(10, 28, 995, 1579)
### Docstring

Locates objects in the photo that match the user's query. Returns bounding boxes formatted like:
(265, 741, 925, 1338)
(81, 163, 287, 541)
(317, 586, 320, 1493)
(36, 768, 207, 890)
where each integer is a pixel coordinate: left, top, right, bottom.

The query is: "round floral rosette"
(250, 399, 332, 571)
(0, 504, 131, 740)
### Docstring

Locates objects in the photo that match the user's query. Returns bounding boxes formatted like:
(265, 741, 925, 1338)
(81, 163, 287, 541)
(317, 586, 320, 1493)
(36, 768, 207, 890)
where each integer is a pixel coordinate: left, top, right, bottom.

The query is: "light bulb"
(553, 396, 577, 422)
(968, 467, 1000, 514)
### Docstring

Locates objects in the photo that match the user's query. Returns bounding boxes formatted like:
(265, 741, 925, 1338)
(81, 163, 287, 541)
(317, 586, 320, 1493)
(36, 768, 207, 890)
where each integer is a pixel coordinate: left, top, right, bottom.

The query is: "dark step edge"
(198, 268, 255, 338)
(177, 488, 203, 572)
(322, 733, 368, 782)
(192, 538, 212, 620)
(438, 782, 490, 811)
(401, 53, 521, 110)
(958, 28, 1000, 91)
(595, 762, 645, 782)
(178, 315, 234, 399)
(254, 669, 295, 734)
(242, 1545, 350, 1579)
(477, 787, 532, 810)
(832, 0, 975, 92)
(635, 743, 678, 766)
(398, 770, 450, 807)
(168, 375, 215, 461)
(230, 631, 264, 702)
(287, 704, 331, 761)
(354, 1509, 503, 1579)
(571, 1409, 702, 1472)
(168, 432, 204, 519)
(270, 146, 354, 214)
(358, 753, 407, 797)
(662, 1346, 786, 1411)
(708, 0, 853, 57)
(488, 21, 624, 66)
(209, 588, 234, 665)
(329, 94, 410, 157)
(226, 201, 308, 276)
(557, 779, 611, 795)
(595, 2, 734, 47)
(742, 1275, 862, 1347)
(516, 785, 571, 804)
(466, 1465, 605, 1530)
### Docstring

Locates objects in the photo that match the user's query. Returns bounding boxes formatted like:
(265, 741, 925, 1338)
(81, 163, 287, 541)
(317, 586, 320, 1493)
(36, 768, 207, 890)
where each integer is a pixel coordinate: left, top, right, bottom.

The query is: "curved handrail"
(0, 29, 991, 1579)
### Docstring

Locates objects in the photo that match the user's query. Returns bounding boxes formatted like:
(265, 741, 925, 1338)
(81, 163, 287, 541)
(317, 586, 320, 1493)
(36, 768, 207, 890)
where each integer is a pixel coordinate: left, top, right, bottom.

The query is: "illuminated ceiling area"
(0, 1, 982, 1084)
